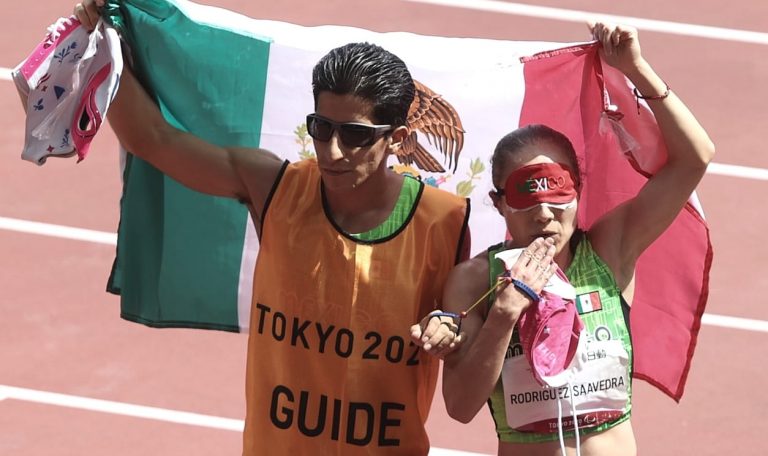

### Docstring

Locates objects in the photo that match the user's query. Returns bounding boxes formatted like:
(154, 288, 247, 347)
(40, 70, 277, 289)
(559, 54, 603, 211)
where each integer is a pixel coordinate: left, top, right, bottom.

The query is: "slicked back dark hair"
(312, 42, 414, 127)
(491, 124, 582, 190)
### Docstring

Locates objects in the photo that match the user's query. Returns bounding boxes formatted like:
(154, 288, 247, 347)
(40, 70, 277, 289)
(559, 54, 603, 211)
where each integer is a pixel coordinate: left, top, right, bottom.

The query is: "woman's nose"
(532, 204, 555, 222)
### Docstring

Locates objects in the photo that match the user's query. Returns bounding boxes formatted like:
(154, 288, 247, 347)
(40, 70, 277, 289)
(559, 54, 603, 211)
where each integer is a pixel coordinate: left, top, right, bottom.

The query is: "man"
(75, 1, 470, 454)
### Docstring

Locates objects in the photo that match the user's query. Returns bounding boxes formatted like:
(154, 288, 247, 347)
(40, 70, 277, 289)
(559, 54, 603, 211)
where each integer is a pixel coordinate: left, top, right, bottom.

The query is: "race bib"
(501, 337, 629, 433)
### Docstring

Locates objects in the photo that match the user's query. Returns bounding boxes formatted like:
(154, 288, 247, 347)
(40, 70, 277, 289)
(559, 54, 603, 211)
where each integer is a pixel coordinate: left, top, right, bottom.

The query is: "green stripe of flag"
(106, 0, 271, 331)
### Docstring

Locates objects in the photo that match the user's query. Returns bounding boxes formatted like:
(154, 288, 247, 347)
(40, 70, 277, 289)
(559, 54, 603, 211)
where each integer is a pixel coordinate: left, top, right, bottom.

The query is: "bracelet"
(428, 311, 463, 334)
(633, 83, 670, 115)
(429, 311, 460, 321)
(511, 279, 540, 303)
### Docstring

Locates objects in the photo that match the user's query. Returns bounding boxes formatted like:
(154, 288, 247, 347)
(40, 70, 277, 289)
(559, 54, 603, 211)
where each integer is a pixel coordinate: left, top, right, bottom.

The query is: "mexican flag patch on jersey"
(576, 291, 603, 314)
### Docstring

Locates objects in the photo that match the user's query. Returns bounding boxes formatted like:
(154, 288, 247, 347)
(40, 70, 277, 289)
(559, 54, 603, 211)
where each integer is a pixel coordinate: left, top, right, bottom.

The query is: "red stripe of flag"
(518, 43, 712, 402)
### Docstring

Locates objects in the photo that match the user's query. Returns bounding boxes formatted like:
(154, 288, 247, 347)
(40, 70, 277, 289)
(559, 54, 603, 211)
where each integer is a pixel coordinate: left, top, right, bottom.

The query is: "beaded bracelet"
(633, 83, 670, 115)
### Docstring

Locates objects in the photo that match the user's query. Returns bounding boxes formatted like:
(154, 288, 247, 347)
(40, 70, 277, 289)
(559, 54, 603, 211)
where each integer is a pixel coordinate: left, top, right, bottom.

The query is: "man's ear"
(389, 126, 409, 151)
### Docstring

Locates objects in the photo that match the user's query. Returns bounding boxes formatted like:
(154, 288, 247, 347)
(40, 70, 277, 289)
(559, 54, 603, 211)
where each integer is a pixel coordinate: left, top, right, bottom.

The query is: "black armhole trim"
(259, 160, 290, 235)
(321, 178, 425, 245)
(570, 228, 585, 253)
(453, 198, 472, 265)
(620, 295, 632, 341)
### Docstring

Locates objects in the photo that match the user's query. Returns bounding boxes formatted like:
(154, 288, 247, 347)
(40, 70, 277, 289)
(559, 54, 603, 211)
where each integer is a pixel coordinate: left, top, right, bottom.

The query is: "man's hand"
(74, 0, 105, 31)
(410, 311, 464, 359)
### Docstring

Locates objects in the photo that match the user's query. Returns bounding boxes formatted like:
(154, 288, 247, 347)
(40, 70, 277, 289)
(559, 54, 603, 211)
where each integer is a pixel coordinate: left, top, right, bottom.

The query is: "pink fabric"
(518, 43, 712, 401)
(517, 268, 584, 386)
(12, 16, 122, 165)
(17, 18, 81, 81)
(71, 62, 113, 160)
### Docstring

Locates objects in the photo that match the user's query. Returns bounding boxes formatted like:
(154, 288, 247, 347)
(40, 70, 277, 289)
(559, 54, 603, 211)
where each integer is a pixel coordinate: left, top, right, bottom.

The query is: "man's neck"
(323, 168, 405, 234)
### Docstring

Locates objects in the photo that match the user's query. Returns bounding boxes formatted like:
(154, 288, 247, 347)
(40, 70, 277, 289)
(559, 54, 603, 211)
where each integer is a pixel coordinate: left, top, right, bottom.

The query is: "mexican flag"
(576, 291, 603, 314)
(105, 0, 711, 401)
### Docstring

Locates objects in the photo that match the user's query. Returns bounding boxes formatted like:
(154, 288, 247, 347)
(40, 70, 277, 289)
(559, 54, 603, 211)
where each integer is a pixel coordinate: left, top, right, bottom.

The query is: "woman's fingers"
(521, 237, 549, 266)
(507, 237, 557, 296)
(612, 27, 623, 46)
(589, 21, 620, 55)
(521, 237, 554, 270)
(589, 21, 638, 57)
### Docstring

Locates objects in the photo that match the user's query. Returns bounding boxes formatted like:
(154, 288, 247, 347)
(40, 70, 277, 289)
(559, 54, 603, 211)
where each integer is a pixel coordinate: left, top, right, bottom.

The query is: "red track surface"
(2, 1, 767, 455)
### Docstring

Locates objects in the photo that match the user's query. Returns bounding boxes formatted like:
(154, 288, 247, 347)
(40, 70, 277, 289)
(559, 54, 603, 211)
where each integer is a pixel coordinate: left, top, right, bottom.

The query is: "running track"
(1, 0, 767, 455)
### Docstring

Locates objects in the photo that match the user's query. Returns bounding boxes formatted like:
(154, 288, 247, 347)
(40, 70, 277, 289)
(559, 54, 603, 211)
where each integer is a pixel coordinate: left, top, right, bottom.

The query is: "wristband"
(428, 311, 462, 334)
(511, 279, 541, 303)
(429, 311, 460, 321)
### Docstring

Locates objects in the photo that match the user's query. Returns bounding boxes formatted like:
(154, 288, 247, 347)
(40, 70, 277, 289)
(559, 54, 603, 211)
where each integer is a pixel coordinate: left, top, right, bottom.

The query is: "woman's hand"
(492, 237, 556, 321)
(588, 21, 644, 76)
(586, 20, 714, 292)
(73, 0, 105, 32)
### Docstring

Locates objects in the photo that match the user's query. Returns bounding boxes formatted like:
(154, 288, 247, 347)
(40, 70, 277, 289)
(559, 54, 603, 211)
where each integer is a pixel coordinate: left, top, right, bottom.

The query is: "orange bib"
(243, 160, 469, 455)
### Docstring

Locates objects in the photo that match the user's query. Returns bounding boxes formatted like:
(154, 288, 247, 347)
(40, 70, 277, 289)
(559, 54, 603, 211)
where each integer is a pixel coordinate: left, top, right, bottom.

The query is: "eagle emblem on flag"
(397, 80, 465, 173)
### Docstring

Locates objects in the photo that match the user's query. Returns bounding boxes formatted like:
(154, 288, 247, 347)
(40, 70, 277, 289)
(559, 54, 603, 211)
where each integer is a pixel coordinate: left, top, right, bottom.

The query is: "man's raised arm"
(75, 0, 284, 217)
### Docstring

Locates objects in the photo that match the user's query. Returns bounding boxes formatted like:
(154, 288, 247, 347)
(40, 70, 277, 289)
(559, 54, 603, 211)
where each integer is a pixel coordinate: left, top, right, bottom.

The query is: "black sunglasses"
(306, 113, 394, 148)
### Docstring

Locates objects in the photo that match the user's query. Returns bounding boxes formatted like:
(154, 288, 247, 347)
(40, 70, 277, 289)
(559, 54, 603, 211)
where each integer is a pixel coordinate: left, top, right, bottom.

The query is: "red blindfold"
(501, 162, 577, 210)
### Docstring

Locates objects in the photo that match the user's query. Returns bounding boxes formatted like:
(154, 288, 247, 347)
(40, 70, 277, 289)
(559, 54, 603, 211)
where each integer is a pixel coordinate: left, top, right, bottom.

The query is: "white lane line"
(0, 162, 764, 246)
(0, 384, 489, 455)
(708, 163, 768, 181)
(0, 385, 244, 431)
(403, 0, 768, 45)
(702, 313, 768, 333)
(0, 216, 117, 245)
